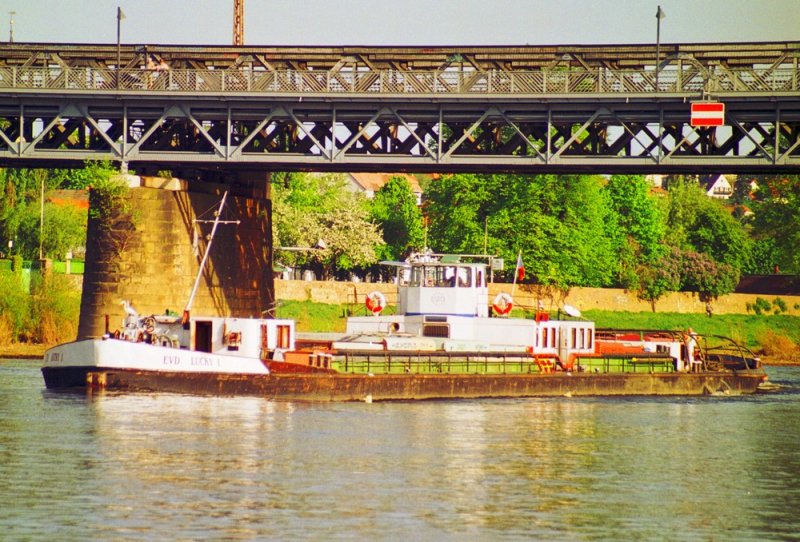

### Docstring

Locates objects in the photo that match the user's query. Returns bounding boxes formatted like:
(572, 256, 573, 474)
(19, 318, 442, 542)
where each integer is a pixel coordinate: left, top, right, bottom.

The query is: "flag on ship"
(515, 251, 524, 281)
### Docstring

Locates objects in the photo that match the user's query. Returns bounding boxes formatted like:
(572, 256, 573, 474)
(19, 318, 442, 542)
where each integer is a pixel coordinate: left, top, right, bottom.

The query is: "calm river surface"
(1, 360, 799, 541)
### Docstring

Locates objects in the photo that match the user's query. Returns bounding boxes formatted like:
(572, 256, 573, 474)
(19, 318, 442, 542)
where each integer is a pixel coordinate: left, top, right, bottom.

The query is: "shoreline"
(4, 343, 798, 366)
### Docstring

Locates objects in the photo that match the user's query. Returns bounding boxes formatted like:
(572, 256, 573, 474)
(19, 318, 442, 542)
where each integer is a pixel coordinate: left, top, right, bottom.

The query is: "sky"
(0, 0, 797, 47)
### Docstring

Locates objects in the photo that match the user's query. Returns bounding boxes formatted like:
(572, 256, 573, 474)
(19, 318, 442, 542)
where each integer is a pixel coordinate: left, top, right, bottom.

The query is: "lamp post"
(655, 6, 666, 92)
(8, 11, 15, 43)
(116, 7, 125, 88)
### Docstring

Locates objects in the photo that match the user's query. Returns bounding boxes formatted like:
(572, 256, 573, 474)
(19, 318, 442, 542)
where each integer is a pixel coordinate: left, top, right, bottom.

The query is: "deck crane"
(233, 0, 244, 45)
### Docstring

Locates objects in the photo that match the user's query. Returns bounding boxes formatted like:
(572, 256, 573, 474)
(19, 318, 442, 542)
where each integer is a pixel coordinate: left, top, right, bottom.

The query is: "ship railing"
(345, 286, 397, 317)
(332, 350, 677, 375)
(336, 350, 541, 375)
(578, 354, 676, 374)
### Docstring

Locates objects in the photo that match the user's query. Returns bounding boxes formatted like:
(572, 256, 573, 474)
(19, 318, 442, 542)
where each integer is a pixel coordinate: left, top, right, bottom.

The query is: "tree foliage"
(679, 249, 740, 302)
(425, 173, 616, 289)
(751, 175, 800, 274)
(635, 246, 682, 311)
(0, 163, 114, 260)
(370, 176, 424, 261)
(272, 173, 384, 279)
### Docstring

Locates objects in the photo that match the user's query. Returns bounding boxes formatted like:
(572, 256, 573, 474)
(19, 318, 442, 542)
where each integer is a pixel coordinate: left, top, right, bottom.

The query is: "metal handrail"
(0, 66, 795, 95)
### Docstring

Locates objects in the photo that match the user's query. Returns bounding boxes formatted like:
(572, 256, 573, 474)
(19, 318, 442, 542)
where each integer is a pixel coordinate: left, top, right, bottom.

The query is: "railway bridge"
(0, 41, 798, 175)
(2, 41, 798, 337)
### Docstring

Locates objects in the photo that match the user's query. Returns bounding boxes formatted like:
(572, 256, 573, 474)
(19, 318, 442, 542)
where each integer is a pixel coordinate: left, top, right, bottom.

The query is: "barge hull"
(42, 367, 766, 401)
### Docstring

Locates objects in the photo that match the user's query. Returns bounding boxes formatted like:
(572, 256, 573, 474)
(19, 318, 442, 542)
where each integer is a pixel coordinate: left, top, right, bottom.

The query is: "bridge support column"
(77, 174, 274, 339)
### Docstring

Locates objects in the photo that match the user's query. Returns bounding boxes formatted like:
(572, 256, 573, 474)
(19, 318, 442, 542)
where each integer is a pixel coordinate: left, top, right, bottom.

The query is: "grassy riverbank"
(5, 300, 800, 363)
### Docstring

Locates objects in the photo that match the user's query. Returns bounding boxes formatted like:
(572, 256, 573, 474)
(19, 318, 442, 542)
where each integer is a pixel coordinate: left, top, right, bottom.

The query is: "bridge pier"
(77, 173, 274, 339)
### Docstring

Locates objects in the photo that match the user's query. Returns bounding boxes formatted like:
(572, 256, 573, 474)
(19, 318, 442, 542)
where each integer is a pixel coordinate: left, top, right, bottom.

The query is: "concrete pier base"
(78, 177, 273, 339)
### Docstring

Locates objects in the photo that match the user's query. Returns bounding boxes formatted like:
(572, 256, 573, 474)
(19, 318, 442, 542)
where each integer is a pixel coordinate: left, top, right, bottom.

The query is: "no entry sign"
(691, 102, 725, 127)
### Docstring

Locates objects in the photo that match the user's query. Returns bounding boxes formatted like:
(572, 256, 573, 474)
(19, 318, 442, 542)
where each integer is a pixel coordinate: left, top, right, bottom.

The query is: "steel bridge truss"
(0, 41, 798, 172)
(0, 98, 798, 173)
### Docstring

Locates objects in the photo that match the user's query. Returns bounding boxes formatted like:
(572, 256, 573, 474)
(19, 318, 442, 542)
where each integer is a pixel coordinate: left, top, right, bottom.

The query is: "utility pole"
(233, 0, 244, 45)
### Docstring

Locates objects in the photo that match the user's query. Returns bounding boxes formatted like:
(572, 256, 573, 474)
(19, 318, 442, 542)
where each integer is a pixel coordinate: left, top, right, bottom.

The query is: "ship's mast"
(184, 192, 240, 314)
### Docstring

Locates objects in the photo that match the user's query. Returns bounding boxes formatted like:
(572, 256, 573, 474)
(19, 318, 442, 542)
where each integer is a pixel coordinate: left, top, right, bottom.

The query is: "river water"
(1, 360, 799, 541)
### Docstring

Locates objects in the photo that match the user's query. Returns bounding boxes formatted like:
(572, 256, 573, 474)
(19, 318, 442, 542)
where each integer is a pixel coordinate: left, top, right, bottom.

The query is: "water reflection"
(1, 362, 799, 540)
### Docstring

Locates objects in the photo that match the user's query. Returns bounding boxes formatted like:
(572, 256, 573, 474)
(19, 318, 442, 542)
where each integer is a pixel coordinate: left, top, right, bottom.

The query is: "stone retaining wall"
(275, 279, 800, 315)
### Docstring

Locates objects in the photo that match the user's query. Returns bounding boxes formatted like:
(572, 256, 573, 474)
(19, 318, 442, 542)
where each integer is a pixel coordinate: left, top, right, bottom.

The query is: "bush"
(750, 297, 772, 315)
(0, 268, 32, 343)
(773, 297, 788, 314)
(757, 330, 799, 359)
(29, 272, 81, 345)
(0, 268, 80, 345)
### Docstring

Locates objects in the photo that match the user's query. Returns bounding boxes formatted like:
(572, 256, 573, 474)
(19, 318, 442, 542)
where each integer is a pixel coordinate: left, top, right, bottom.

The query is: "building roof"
(47, 189, 89, 210)
(348, 173, 422, 194)
(700, 174, 731, 190)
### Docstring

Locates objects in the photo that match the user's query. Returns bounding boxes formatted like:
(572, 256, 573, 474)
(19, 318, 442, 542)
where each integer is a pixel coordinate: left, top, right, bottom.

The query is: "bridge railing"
(0, 66, 796, 95)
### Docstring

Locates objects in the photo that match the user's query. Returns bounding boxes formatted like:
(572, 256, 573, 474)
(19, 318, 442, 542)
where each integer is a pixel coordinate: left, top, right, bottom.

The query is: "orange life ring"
(492, 292, 513, 316)
(365, 291, 386, 314)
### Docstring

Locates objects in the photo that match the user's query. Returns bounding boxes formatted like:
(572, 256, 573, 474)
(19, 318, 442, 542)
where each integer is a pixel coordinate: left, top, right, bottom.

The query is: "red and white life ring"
(365, 291, 386, 314)
(492, 292, 513, 316)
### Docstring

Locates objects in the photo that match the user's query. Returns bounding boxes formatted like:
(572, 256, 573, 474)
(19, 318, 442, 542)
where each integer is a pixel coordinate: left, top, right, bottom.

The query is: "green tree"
(272, 173, 384, 279)
(0, 162, 114, 259)
(663, 178, 750, 272)
(16, 202, 87, 260)
(636, 246, 682, 311)
(370, 176, 424, 261)
(679, 249, 740, 302)
(604, 174, 665, 290)
(751, 175, 800, 274)
(425, 173, 616, 289)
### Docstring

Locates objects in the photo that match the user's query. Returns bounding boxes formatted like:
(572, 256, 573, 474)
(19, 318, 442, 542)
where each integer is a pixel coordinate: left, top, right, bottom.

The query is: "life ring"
(493, 292, 513, 316)
(365, 291, 386, 314)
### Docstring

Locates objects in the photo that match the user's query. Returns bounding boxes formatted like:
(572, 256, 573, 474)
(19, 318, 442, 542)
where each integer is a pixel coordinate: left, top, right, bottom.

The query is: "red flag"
(515, 251, 524, 281)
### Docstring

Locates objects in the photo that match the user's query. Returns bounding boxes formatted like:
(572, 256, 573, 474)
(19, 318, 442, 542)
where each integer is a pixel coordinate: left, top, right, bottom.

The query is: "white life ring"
(365, 291, 386, 314)
(493, 292, 513, 316)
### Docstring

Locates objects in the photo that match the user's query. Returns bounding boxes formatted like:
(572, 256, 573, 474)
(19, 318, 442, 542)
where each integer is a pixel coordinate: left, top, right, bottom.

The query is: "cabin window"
(277, 325, 291, 348)
(550, 328, 556, 348)
(477, 270, 484, 287)
(411, 267, 422, 286)
(587, 329, 593, 349)
(571, 328, 577, 348)
(456, 267, 471, 287)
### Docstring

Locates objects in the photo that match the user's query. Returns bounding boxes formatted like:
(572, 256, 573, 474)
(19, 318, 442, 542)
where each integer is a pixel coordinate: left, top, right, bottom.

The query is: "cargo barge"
(43, 250, 768, 400)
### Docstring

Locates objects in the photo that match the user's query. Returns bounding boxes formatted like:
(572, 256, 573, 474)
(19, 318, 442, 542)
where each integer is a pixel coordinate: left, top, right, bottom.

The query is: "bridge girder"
(0, 95, 797, 174)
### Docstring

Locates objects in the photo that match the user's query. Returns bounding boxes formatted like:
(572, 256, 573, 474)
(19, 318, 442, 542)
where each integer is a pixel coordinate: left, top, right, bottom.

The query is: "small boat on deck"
(43, 250, 767, 400)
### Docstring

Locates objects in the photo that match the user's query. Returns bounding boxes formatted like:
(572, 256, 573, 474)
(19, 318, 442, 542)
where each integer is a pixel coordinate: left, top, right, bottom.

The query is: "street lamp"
(8, 11, 15, 43)
(116, 6, 125, 88)
(655, 5, 666, 92)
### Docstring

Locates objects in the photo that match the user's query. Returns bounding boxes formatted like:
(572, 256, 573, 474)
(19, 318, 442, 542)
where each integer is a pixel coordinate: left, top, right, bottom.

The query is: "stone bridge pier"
(77, 172, 274, 339)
